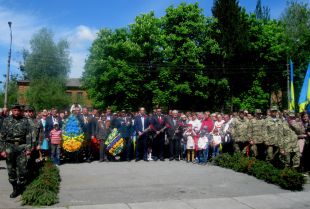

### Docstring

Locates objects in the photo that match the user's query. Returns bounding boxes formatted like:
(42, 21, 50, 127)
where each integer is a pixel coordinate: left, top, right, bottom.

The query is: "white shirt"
(212, 134, 222, 146)
(198, 136, 208, 150)
(188, 119, 201, 131)
(213, 120, 225, 132)
(141, 116, 145, 131)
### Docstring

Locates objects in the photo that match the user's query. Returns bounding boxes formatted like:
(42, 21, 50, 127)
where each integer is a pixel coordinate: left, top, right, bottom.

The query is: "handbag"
(41, 138, 49, 150)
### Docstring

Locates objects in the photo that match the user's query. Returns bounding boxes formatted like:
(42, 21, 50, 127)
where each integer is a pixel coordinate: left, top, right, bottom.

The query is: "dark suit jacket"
(134, 115, 150, 133)
(80, 114, 93, 140)
(96, 121, 111, 141)
(166, 116, 184, 139)
(46, 115, 62, 135)
(115, 117, 133, 138)
(151, 114, 166, 131)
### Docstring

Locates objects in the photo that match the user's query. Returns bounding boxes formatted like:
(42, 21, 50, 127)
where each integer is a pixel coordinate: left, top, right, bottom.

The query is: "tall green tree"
(255, 0, 270, 21)
(83, 28, 143, 110)
(0, 74, 19, 107)
(23, 28, 71, 110)
(212, 0, 250, 64)
(281, 1, 310, 98)
(129, 12, 164, 109)
(212, 0, 253, 100)
(161, 2, 227, 110)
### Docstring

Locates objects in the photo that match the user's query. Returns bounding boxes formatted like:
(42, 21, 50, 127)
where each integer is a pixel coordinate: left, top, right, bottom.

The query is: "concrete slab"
(277, 192, 310, 207)
(129, 200, 193, 209)
(70, 203, 130, 209)
(183, 197, 251, 209)
(234, 193, 309, 209)
(56, 161, 287, 207)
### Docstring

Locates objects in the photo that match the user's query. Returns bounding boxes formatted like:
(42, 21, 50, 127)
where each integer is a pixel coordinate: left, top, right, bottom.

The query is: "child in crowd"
(193, 127, 200, 163)
(184, 125, 195, 162)
(212, 128, 222, 158)
(197, 126, 212, 164)
(50, 122, 62, 166)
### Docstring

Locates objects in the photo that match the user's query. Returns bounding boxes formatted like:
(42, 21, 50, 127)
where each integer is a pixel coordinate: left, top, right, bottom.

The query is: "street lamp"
(4, 21, 12, 108)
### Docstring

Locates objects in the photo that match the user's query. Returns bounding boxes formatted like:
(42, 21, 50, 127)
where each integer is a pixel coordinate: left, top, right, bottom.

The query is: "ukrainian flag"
(289, 60, 295, 111)
(298, 63, 310, 112)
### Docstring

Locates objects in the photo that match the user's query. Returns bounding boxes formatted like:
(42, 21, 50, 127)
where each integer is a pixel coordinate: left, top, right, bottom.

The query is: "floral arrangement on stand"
(62, 114, 84, 152)
(105, 128, 124, 156)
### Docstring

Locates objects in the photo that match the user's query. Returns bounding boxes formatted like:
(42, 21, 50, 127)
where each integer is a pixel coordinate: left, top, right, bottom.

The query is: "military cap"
(24, 105, 35, 111)
(239, 109, 245, 113)
(255, 109, 262, 114)
(121, 109, 126, 112)
(288, 110, 295, 117)
(11, 103, 22, 110)
(270, 106, 279, 111)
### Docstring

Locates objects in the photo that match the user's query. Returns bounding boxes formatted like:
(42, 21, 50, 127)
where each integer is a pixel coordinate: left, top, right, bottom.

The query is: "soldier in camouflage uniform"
(24, 105, 40, 146)
(265, 106, 286, 163)
(228, 110, 250, 153)
(24, 105, 43, 165)
(248, 109, 266, 158)
(283, 111, 303, 168)
(0, 104, 32, 198)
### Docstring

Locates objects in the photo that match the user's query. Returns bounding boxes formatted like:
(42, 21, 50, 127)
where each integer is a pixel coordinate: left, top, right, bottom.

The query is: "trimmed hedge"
(213, 153, 306, 191)
(21, 160, 61, 206)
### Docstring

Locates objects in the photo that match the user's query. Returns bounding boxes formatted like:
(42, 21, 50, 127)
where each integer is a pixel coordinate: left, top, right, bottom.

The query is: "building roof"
(17, 78, 82, 88)
(66, 78, 81, 88)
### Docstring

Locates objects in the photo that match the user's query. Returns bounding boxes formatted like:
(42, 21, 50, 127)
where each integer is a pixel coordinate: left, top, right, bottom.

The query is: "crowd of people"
(0, 103, 310, 198)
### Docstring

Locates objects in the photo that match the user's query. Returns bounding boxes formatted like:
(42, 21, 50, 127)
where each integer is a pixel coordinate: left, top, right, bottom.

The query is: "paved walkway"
(0, 160, 309, 209)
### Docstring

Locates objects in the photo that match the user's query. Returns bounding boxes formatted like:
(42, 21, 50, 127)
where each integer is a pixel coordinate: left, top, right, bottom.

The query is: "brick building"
(17, 78, 92, 107)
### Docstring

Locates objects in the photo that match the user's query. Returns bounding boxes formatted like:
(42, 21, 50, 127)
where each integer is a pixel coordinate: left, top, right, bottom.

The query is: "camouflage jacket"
(289, 120, 305, 136)
(265, 117, 287, 146)
(228, 117, 249, 142)
(0, 115, 32, 151)
(248, 118, 266, 144)
(26, 117, 40, 147)
(279, 124, 300, 154)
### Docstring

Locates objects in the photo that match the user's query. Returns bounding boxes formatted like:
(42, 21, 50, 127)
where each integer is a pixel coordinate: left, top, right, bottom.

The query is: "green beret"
(288, 110, 295, 117)
(255, 109, 262, 114)
(270, 106, 279, 111)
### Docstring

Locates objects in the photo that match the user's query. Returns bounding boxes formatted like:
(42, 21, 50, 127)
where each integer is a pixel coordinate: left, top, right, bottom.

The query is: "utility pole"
(4, 21, 12, 108)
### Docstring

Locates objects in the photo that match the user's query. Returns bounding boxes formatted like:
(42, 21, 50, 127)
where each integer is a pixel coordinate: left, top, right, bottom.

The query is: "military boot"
(10, 182, 20, 198)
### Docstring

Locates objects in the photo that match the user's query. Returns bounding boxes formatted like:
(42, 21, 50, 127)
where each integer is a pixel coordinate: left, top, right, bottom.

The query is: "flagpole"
(287, 62, 290, 110)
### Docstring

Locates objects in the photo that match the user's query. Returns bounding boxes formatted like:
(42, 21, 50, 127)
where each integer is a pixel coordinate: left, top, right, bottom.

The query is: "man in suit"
(134, 107, 150, 161)
(46, 108, 61, 135)
(151, 107, 167, 161)
(45, 108, 61, 156)
(114, 110, 133, 161)
(81, 107, 94, 162)
(166, 110, 183, 161)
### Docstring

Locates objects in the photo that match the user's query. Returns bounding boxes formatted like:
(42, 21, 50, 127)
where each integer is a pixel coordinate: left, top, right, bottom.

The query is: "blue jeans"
(51, 144, 61, 165)
(197, 148, 209, 163)
(212, 144, 220, 158)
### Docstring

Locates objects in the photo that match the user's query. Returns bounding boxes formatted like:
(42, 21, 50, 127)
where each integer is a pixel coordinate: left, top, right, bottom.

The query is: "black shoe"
(99, 159, 104, 162)
(10, 190, 20, 198)
(10, 184, 20, 198)
(127, 158, 131, 162)
(143, 158, 149, 162)
(135, 158, 141, 162)
(169, 158, 173, 161)
(160, 158, 165, 161)
(175, 158, 180, 161)
(153, 157, 158, 161)
(86, 158, 91, 163)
